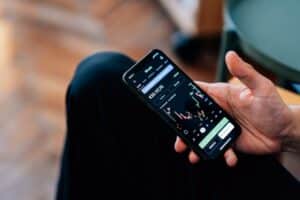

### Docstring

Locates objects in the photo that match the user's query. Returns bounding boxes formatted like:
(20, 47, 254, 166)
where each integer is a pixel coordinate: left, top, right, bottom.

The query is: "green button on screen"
(199, 117, 229, 149)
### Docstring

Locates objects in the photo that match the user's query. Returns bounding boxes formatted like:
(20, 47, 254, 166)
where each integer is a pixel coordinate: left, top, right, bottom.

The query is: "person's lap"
(56, 52, 299, 200)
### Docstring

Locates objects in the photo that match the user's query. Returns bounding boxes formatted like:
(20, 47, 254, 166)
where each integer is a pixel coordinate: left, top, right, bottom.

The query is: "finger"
(225, 51, 271, 94)
(174, 137, 188, 153)
(195, 81, 231, 112)
(189, 151, 200, 164)
(224, 148, 238, 167)
(196, 81, 228, 98)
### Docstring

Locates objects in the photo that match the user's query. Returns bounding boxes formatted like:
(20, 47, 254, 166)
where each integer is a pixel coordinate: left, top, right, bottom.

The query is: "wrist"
(282, 105, 300, 153)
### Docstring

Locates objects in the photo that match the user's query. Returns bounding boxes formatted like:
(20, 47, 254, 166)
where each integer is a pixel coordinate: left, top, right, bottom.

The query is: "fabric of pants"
(56, 52, 299, 200)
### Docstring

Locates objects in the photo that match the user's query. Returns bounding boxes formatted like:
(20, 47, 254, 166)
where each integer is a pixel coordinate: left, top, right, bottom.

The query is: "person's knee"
(68, 51, 135, 100)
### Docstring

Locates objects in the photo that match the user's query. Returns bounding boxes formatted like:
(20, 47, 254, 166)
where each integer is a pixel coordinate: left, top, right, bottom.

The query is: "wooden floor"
(0, 0, 217, 199)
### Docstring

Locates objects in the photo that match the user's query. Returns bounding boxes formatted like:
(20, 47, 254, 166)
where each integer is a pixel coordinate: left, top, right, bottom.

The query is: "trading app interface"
(125, 51, 237, 157)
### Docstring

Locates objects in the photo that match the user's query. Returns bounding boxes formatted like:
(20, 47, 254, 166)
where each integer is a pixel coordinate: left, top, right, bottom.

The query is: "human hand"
(175, 51, 294, 167)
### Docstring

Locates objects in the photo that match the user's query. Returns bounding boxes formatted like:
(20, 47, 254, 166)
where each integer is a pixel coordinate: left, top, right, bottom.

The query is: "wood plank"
(88, 0, 125, 18)
(3, 1, 104, 39)
(159, 0, 198, 34)
(25, 0, 80, 11)
(0, 105, 64, 200)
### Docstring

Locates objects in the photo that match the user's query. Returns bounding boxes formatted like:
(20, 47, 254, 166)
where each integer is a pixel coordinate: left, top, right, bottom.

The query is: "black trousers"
(56, 52, 299, 200)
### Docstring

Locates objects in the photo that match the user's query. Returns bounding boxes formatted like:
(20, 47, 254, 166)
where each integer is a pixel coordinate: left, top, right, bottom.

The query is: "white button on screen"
(200, 127, 206, 133)
(218, 123, 234, 139)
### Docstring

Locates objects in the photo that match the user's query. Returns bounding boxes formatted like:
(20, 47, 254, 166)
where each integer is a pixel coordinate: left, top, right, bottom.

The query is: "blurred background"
(0, 0, 222, 199)
(0, 0, 299, 199)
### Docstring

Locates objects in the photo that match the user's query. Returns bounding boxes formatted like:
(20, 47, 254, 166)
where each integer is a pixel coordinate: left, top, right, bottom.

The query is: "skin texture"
(174, 51, 295, 167)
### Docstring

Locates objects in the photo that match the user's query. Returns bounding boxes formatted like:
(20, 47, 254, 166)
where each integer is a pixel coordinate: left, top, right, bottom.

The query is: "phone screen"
(122, 49, 241, 159)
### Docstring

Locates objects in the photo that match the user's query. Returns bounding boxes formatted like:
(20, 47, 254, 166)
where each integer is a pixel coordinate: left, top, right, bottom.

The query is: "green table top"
(228, 0, 300, 80)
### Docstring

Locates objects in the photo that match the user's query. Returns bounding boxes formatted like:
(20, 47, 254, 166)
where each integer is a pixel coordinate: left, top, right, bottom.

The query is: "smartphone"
(122, 49, 241, 160)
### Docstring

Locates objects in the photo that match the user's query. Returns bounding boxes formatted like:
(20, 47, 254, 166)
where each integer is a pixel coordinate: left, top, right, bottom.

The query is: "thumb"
(225, 51, 271, 94)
